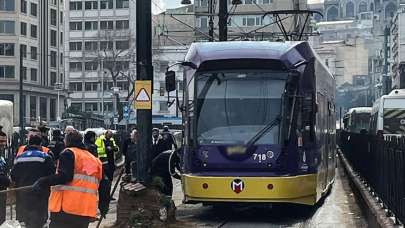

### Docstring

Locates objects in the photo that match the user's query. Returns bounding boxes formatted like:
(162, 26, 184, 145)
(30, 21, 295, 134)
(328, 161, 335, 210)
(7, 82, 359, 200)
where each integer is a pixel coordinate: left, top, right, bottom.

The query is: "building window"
(85, 1, 98, 10)
(242, 16, 262, 26)
(20, 67, 27, 80)
(60, 73, 64, 84)
(197, 17, 208, 29)
(0, 43, 14, 56)
(85, 82, 98, 91)
(50, 9, 57, 26)
(100, 41, 113, 50)
(69, 22, 82, 31)
(261, 0, 273, 3)
(30, 46, 37, 60)
(20, 44, 26, 58)
(21, 0, 27, 13)
(0, 65, 15, 79)
(50, 99, 56, 121)
(50, 30, 57, 47)
(69, 62, 82, 72)
(69, 1, 82, 10)
(84, 41, 98, 51)
(0, 20, 15, 34)
(50, 71, 57, 85)
(60, 32, 63, 43)
(85, 62, 98, 71)
(100, 0, 113, 9)
(196, 0, 208, 7)
(30, 24, 37, 38)
(103, 81, 113, 91)
(100, 21, 113, 30)
(117, 81, 129, 90)
(30, 68, 37, 81)
(20, 22, 26, 35)
(0, 0, 15, 11)
(69, 42, 82, 51)
(60, 53, 63, 65)
(50, 51, 57, 67)
(85, 103, 98, 112)
(69, 82, 82, 91)
(115, 40, 129, 50)
(116, 0, 129, 9)
(159, 101, 168, 112)
(30, 3, 37, 16)
(116, 20, 129, 30)
(60, 12, 63, 24)
(40, 97, 47, 120)
(85, 21, 98, 30)
(30, 96, 37, 119)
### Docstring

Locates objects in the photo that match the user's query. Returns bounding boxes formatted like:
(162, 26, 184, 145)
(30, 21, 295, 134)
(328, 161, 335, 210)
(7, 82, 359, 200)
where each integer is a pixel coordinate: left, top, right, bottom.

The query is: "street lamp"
(54, 82, 63, 126)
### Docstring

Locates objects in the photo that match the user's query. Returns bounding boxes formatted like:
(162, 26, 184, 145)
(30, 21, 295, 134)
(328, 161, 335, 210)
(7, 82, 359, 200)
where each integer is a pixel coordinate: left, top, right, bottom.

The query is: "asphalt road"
(174, 161, 368, 228)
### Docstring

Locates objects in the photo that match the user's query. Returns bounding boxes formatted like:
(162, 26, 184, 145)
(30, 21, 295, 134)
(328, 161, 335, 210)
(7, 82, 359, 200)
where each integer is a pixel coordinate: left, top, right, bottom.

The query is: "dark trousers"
(0, 192, 5, 225)
(50, 212, 90, 228)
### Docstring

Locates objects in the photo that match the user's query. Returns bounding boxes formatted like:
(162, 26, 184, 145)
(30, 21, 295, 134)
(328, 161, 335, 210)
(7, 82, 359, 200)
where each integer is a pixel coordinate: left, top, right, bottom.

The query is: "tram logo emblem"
(231, 179, 244, 194)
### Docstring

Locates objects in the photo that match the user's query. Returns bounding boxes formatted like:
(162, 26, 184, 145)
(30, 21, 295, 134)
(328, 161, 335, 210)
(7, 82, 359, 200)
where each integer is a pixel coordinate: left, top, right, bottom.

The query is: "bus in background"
(343, 107, 372, 133)
(370, 89, 405, 137)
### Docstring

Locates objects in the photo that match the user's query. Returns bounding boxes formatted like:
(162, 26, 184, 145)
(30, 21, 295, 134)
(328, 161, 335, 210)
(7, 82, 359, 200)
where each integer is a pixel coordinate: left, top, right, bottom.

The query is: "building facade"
(0, 0, 65, 126)
(66, 0, 134, 124)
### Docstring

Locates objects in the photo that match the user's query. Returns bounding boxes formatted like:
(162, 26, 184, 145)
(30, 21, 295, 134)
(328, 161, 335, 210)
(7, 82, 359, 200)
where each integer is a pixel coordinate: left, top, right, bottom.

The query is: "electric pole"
(136, 0, 153, 184)
(218, 0, 228, 41)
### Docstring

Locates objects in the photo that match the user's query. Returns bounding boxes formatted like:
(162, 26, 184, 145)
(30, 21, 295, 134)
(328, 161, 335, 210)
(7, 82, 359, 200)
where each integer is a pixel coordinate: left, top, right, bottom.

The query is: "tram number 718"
(253, 153, 267, 163)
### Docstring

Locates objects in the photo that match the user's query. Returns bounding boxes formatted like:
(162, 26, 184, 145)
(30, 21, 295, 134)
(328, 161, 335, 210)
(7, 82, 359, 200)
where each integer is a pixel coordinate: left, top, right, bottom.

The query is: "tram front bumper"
(182, 174, 318, 205)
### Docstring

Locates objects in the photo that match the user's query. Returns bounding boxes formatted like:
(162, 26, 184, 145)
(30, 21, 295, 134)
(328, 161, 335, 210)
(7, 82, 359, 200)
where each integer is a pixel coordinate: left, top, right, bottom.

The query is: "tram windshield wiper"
(246, 116, 281, 148)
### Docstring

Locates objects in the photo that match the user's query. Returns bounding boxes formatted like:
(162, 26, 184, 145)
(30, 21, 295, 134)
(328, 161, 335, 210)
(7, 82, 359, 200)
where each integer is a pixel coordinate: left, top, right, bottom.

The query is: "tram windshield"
(196, 70, 287, 145)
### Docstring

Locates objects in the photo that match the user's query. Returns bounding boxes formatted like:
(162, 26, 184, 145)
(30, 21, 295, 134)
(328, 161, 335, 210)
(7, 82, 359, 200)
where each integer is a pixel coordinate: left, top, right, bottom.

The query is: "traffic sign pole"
(136, 0, 153, 185)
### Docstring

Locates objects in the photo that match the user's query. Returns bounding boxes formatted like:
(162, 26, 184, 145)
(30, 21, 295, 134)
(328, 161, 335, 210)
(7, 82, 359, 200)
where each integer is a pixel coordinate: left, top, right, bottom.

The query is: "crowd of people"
(0, 124, 178, 228)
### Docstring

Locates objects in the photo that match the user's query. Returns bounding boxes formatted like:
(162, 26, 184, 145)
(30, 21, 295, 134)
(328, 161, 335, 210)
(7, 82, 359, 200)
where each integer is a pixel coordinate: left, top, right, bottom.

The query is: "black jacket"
(48, 138, 65, 160)
(11, 145, 55, 220)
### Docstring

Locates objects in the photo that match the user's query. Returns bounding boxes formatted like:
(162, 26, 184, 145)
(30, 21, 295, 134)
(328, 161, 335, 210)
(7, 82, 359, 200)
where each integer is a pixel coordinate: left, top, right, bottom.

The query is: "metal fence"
(340, 131, 405, 224)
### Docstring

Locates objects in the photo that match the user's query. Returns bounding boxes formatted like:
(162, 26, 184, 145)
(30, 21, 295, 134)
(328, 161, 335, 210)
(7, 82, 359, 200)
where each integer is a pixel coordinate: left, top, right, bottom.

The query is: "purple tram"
(166, 41, 336, 205)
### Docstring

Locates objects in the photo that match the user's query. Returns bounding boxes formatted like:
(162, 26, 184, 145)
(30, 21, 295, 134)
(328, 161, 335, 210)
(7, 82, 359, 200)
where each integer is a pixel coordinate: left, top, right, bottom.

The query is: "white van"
(370, 89, 405, 136)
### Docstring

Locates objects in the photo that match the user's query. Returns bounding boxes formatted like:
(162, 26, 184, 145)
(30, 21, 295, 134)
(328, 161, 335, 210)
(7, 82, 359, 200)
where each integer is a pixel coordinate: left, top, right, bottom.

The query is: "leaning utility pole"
(135, 0, 153, 184)
(218, 0, 228, 41)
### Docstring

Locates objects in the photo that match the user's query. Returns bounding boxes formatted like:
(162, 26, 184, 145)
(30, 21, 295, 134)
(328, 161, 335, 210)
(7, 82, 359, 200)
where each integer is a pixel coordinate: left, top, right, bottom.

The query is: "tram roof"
(347, 107, 372, 114)
(185, 41, 310, 69)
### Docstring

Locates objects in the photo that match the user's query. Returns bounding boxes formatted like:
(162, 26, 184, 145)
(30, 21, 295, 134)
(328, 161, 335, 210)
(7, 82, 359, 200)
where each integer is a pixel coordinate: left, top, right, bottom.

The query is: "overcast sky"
(154, 0, 323, 13)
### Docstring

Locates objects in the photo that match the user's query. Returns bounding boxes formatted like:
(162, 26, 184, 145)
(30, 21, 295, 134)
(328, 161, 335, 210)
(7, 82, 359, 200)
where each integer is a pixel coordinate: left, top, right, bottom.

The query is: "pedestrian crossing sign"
(134, 80, 152, 110)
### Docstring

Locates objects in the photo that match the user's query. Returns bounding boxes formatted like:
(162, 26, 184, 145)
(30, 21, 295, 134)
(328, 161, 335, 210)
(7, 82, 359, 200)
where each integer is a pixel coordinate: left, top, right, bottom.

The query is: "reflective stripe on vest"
(48, 147, 102, 218)
(51, 185, 98, 195)
(14, 156, 45, 164)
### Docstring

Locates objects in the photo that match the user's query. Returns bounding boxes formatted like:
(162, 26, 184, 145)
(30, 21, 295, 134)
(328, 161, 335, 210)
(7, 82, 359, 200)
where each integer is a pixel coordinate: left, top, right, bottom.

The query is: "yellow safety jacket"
(95, 135, 118, 160)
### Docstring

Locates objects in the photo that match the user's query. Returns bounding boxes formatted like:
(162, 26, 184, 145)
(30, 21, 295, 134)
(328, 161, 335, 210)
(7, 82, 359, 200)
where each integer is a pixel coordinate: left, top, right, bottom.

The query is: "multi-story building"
(0, 0, 65, 126)
(66, 0, 134, 123)
(193, 0, 307, 41)
(391, 8, 405, 89)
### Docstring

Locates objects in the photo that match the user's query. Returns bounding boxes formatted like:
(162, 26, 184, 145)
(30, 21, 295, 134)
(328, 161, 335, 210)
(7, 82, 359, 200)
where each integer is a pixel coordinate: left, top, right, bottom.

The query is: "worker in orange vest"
(33, 130, 108, 228)
(16, 128, 50, 156)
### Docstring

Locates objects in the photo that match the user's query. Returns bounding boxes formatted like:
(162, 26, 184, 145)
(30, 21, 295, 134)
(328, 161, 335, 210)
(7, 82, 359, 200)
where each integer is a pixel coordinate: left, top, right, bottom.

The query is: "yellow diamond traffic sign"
(134, 80, 152, 110)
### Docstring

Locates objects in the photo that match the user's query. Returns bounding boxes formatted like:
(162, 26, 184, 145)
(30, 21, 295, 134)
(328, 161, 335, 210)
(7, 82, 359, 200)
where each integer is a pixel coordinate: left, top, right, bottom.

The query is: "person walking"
(0, 155, 10, 225)
(0, 125, 7, 157)
(33, 131, 107, 228)
(160, 126, 178, 152)
(11, 133, 55, 228)
(48, 129, 65, 161)
(122, 129, 138, 175)
(151, 128, 164, 160)
(83, 131, 98, 157)
(95, 130, 119, 181)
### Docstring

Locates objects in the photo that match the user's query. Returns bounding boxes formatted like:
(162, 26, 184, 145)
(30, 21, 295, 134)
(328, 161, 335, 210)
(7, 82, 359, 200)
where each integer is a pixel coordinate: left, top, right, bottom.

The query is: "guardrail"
(339, 131, 405, 225)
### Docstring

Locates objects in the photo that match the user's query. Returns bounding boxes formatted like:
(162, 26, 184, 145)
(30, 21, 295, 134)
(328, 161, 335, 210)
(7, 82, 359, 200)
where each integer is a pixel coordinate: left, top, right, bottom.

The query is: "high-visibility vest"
(48, 147, 102, 218)
(17, 145, 49, 156)
(95, 135, 118, 160)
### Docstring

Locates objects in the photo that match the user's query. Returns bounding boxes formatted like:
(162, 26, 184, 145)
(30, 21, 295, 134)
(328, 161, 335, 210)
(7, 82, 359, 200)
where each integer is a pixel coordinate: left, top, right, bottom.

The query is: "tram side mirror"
(165, 71, 176, 92)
